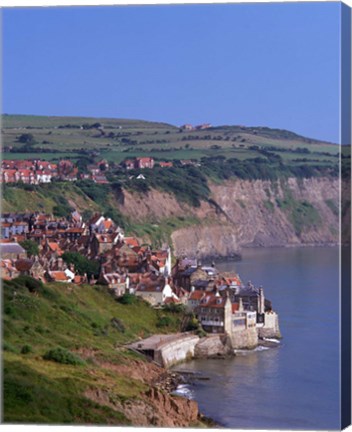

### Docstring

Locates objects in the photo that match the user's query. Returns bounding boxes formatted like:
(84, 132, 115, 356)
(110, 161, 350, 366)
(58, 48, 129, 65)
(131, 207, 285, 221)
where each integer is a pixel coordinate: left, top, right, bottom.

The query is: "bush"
(185, 317, 200, 332)
(21, 345, 33, 355)
(117, 293, 136, 305)
(3, 341, 17, 353)
(196, 328, 208, 338)
(19, 240, 39, 257)
(43, 347, 85, 366)
(156, 315, 172, 328)
(15, 276, 44, 294)
(4, 305, 16, 317)
(162, 303, 185, 314)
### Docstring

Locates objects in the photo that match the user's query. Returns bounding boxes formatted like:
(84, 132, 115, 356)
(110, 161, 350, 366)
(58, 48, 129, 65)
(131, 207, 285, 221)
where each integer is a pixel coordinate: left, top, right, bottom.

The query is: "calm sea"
(175, 247, 340, 430)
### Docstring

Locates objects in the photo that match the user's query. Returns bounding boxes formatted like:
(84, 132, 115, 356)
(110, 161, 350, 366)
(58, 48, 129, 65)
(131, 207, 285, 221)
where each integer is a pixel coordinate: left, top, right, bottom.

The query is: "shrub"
(185, 317, 200, 332)
(162, 303, 185, 314)
(156, 315, 172, 328)
(196, 328, 208, 338)
(16, 276, 43, 294)
(117, 293, 136, 305)
(19, 240, 39, 257)
(43, 347, 85, 366)
(4, 305, 16, 317)
(21, 345, 33, 355)
(3, 341, 17, 353)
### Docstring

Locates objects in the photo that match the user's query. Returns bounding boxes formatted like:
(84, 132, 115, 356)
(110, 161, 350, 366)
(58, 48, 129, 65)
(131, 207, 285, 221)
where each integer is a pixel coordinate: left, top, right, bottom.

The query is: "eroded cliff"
(119, 177, 339, 259)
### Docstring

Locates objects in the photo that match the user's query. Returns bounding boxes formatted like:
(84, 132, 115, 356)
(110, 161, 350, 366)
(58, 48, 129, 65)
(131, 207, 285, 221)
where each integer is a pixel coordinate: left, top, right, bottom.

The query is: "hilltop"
(2, 114, 338, 166)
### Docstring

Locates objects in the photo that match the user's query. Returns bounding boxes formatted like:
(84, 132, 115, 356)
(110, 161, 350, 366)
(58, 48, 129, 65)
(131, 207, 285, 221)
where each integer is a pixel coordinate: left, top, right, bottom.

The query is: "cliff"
(2, 176, 340, 259)
(119, 177, 339, 259)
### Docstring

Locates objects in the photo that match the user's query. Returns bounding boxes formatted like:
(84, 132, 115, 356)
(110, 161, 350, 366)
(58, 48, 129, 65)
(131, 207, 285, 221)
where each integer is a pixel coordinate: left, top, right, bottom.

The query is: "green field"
(2, 152, 81, 161)
(2, 114, 339, 165)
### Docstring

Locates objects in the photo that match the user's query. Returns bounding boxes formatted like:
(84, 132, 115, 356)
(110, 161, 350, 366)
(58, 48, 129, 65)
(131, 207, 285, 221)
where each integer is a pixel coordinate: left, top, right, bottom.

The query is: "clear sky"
(2, 2, 340, 142)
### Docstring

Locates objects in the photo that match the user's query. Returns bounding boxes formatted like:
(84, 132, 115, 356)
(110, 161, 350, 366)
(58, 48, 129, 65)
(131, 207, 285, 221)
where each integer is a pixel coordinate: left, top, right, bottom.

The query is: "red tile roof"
(50, 271, 69, 281)
(15, 259, 33, 272)
(189, 290, 205, 301)
(124, 237, 140, 248)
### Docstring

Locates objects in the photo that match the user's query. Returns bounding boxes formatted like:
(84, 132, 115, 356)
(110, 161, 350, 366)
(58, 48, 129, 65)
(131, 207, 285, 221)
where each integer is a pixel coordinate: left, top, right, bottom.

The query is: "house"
(71, 211, 83, 225)
(15, 256, 46, 281)
(135, 157, 154, 169)
(2, 169, 20, 183)
(0, 242, 27, 260)
(195, 123, 212, 130)
(124, 237, 140, 248)
(47, 269, 74, 283)
(173, 263, 211, 292)
(91, 234, 115, 255)
(232, 282, 267, 314)
(195, 291, 232, 334)
(159, 161, 173, 168)
(73, 274, 87, 285)
(180, 124, 194, 131)
(135, 275, 178, 306)
(150, 248, 172, 276)
(98, 271, 126, 297)
(36, 170, 52, 183)
(92, 174, 109, 184)
(124, 159, 136, 170)
(97, 159, 109, 170)
(1, 223, 11, 238)
(58, 159, 75, 175)
(0, 259, 20, 280)
(187, 289, 205, 310)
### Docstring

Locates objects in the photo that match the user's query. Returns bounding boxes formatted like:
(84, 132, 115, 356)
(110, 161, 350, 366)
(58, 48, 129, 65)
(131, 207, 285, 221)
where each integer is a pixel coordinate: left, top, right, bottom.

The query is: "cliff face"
(119, 177, 339, 259)
(208, 177, 339, 247)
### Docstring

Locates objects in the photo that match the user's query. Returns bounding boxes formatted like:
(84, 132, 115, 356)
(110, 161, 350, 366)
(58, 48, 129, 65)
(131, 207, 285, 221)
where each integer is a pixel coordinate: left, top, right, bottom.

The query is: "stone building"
(0, 243, 27, 260)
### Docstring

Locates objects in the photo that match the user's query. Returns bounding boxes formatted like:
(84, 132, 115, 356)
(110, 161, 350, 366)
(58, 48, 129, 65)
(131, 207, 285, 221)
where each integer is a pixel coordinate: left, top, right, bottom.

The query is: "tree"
(17, 133, 36, 145)
(20, 240, 39, 257)
(61, 252, 100, 279)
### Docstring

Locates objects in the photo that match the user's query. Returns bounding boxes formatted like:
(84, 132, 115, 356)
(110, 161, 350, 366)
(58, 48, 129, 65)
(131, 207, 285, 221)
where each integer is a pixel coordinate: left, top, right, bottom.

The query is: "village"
(1, 208, 281, 356)
(1, 156, 200, 185)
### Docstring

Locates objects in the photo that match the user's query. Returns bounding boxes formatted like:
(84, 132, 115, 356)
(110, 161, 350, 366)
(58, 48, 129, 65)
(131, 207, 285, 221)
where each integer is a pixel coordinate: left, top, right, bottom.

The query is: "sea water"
(175, 247, 340, 430)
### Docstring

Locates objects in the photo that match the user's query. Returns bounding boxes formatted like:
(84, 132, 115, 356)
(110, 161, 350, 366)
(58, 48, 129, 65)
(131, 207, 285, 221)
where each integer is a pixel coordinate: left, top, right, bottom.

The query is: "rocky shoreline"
(153, 368, 222, 427)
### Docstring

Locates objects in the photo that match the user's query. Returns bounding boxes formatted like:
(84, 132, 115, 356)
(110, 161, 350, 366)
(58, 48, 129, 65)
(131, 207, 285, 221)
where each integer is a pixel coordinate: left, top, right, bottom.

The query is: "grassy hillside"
(3, 277, 184, 424)
(2, 114, 339, 167)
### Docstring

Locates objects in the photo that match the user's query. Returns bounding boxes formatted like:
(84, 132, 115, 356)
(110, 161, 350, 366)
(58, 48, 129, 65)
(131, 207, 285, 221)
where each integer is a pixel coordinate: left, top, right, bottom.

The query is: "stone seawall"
(258, 312, 281, 339)
(194, 334, 233, 358)
(155, 335, 200, 367)
(231, 327, 258, 349)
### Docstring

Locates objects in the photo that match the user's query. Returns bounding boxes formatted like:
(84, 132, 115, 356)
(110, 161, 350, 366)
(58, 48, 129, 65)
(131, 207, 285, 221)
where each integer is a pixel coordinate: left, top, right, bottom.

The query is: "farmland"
(2, 114, 339, 168)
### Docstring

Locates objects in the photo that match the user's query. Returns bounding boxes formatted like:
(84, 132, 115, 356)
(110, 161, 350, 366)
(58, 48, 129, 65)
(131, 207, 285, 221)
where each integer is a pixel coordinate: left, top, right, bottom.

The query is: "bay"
(175, 247, 340, 430)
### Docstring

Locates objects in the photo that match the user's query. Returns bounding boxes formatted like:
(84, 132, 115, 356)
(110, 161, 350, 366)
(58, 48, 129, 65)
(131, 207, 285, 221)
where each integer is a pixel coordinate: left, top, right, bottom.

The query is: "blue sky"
(2, 2, 340, 142)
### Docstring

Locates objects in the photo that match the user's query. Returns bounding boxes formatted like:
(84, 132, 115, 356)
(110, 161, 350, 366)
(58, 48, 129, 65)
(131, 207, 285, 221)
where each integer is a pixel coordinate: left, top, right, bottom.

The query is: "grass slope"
(3, 277, 182, 424)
